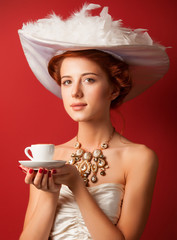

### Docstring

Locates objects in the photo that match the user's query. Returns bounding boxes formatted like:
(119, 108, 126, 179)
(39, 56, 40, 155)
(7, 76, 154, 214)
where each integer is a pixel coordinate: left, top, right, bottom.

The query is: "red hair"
(48, 49, 132, 108)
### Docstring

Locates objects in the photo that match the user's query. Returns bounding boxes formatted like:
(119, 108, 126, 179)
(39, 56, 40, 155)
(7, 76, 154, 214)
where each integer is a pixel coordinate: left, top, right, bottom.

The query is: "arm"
(19, 169, 61, 240)
(117, 147, 158, 240)
(54, 146, 158, 240)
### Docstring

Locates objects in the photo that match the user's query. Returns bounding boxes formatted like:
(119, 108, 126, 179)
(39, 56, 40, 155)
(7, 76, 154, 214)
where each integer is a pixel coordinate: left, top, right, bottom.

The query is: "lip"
(70, 103, 87, 107)
(70, 103, 87, 111)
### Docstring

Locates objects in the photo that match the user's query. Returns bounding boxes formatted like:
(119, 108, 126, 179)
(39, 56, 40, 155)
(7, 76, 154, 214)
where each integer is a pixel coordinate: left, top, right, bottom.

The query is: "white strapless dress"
(50, 183, 125, 240)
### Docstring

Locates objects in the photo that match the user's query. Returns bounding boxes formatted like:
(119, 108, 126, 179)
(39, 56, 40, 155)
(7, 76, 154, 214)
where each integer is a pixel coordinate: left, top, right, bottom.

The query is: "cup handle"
(24, 147, 33, 160)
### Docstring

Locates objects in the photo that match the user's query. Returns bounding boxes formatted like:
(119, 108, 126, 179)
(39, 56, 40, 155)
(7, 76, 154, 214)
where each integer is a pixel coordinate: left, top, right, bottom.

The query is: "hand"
(52, 164, 83, 192)
(19, 165, 61, 193)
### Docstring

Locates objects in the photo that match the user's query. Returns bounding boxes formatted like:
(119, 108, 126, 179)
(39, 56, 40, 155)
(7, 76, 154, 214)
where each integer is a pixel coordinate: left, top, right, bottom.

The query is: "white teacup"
(24, 144, 54, 161)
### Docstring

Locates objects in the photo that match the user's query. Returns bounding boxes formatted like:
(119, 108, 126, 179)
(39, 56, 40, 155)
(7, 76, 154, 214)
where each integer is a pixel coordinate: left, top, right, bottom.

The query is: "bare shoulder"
(126, 143, 158, 169)
(117, 136, 159, 180)
(112, 134, 158, 176)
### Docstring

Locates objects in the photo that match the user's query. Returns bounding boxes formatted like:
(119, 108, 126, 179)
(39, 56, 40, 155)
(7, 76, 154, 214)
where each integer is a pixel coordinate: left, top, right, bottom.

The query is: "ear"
(109, 88, 120, 101)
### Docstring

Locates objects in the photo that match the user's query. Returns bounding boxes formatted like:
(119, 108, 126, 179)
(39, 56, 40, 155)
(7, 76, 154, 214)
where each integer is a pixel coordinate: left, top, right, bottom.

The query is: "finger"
(52, 173, 72, 185)
(33, 168, 44, 189)
(41, 169, 49, 191)
(19, 165, 27, 173)
(48, 171, 55, 188)
(52, 165, 72, 175)
(19, 165, 31, 174)
(24, 169, 36, 184)
(48, 171, 61, 192)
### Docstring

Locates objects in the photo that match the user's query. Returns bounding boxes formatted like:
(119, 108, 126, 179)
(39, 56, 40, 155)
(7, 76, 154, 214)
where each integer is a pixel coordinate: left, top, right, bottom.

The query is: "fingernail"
(18, 166, 27, 173)
(52, 169, 57, 174)
(18, 166, 23, 171)
(39, 168, 43, 174)
(44, 169, 48, 174)
(29, 169, 34, 174)
(48, 171, 51, 177)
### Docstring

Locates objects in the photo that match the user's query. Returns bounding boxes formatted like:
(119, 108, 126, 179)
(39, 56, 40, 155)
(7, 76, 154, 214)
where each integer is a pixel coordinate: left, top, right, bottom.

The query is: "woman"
(18, 4, 169, 240)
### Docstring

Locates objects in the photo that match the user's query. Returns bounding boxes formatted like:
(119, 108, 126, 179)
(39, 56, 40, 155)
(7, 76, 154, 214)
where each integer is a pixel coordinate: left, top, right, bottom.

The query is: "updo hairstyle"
(48, 49, 132, 108)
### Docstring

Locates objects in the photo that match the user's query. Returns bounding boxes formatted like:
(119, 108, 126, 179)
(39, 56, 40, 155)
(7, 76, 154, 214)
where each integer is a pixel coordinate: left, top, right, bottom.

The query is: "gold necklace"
(69, 128, 115, 186)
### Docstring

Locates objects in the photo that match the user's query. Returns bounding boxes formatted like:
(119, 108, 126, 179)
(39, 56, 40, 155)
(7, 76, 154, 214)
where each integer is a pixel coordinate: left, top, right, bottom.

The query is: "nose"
(71, 82, 83, 99)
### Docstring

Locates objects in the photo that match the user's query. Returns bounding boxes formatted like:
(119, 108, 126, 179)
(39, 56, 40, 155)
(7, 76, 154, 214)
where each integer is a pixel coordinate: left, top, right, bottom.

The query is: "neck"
(76, 117, 115, 151)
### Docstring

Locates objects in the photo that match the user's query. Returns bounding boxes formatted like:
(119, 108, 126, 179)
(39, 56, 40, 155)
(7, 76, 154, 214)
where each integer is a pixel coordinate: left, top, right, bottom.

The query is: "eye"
(62, 80, 72, 86)
(84, 78, 95, 83)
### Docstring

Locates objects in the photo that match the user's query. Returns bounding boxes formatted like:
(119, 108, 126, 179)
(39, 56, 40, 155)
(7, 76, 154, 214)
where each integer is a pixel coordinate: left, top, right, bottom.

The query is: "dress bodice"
(50, 183, 125, 240)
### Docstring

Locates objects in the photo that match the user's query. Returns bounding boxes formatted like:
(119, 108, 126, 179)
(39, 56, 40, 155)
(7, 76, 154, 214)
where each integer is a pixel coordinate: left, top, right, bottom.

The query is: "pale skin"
(19, 57, 158, 240)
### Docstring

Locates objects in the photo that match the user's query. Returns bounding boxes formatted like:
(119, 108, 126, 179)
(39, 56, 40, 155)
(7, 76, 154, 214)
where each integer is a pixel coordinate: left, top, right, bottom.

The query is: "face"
(60, 57, 117, 122)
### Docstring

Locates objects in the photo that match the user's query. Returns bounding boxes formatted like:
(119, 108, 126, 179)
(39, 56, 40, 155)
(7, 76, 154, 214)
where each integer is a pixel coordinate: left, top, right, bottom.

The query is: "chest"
(55, 147, 126, 187)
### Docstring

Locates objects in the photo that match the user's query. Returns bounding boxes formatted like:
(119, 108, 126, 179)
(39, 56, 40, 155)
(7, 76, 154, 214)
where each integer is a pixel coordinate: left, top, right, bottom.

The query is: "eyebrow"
(61, 72, 100, 80)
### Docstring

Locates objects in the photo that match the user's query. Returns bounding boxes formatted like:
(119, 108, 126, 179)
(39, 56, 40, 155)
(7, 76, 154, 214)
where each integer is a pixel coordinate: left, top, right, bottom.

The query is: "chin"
(64, 105, 109, 122)
(65, 109, 93, 122)
(69, 114, 92, 122)
(69, 111, 105, 123)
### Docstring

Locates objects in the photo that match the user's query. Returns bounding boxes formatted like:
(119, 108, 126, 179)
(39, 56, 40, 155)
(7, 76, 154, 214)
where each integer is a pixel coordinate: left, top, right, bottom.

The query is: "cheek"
(61, 89, 70, 110)
(90, 85, 111, 102)
(61, 86, 70, 101)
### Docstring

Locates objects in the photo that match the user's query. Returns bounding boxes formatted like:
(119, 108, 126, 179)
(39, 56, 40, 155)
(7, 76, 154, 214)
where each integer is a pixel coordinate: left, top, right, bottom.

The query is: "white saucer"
(19, 160, 66, 169)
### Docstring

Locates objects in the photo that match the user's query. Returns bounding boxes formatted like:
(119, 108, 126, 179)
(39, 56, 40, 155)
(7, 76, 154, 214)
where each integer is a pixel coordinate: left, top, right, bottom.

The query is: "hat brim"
(18, 30, 169, 102)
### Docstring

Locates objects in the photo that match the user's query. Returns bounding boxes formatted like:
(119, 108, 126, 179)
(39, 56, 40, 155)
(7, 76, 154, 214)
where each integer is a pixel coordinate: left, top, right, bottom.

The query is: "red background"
(1, 0, 176, 239)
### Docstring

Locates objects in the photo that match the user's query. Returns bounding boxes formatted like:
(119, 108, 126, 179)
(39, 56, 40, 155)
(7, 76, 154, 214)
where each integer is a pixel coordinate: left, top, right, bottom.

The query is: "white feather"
(21, 3, 153, 46)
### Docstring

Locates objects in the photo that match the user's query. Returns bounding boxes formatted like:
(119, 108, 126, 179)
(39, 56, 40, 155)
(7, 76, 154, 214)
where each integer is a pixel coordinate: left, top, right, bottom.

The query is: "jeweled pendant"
(100, 170, 106, 176)
(83, 152, 92, 161)
(101, 143, 108, 149)
(84, 177, 89, 186)
(76, 149, 84, 157)
(79, 160, 91, 173)
(83, 172, 88, 177)
(93, 149, 102, 158)
(91, 175, 97, 183)
(72, 127, 115, 186)
(75, 142, 81, 149)
(69, 158, 75, 165)
(91, 163, 98, 173)
(98, 159, 106, 167)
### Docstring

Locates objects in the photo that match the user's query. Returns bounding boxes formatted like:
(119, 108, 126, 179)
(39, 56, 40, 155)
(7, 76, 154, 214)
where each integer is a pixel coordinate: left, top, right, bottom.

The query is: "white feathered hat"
(18, 3, 169, 102)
